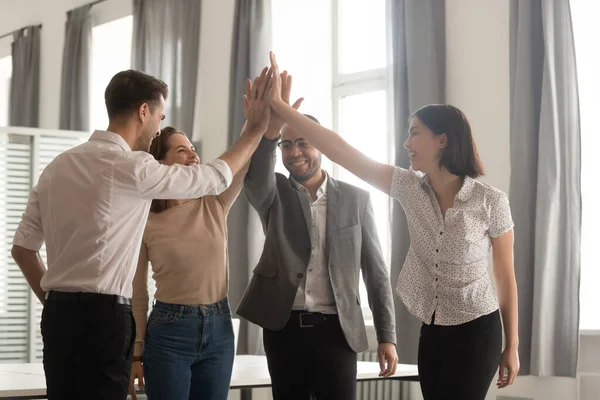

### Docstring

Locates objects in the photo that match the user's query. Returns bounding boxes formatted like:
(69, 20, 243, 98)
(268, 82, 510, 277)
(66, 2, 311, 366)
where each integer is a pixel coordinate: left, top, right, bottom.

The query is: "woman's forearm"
(497, 277, 519, 348)
(271, 100, 350, 163)
(271, 99, 395, 194)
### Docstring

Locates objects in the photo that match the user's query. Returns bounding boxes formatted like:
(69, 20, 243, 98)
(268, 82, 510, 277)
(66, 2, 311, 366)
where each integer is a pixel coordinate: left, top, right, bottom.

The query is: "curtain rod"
(0, 24, 42, 42)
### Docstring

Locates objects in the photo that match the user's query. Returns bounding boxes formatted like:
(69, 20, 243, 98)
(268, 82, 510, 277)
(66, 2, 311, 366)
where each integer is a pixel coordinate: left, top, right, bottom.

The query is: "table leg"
(240, 387, 253, 400)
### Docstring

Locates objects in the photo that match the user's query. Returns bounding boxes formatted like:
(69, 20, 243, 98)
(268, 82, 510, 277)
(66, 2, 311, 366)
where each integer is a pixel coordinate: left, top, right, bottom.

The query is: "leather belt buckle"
(299, 312, 314, 328)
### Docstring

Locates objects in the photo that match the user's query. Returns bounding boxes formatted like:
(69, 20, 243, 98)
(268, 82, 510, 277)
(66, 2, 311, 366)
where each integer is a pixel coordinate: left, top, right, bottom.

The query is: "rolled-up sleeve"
(13, 186, 45, 251)
(136, 155, 233, 200)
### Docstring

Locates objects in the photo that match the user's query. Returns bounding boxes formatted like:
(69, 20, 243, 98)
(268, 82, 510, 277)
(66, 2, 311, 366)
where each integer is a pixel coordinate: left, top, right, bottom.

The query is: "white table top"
(0, 355, 419, 398)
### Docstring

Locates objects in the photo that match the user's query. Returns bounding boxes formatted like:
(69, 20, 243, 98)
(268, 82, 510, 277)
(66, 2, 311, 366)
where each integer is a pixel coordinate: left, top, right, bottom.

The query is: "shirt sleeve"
(135, 155, 233, 200)
(488, 190, 514, 238)
(12, 185, 45, 251)
(389, 166, 419, 204)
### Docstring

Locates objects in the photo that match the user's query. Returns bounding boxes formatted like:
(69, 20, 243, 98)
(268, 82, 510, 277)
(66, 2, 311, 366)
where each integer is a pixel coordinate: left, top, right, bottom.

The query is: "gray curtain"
(59, 5, 91, 131)
(131, 0, 201, 136)
(9, 26, 41, 127)
(390, 0, 446, 365)
(509, 0, 580, 377)
(227, 0, 271, 356)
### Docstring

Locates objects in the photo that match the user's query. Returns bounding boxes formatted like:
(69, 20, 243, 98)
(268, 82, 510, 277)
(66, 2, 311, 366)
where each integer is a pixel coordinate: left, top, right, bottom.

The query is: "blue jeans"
(143, 298, 235, 400)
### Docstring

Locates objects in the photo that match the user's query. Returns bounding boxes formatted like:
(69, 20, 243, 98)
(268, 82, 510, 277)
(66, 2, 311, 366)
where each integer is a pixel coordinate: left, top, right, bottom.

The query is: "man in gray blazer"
(237, 85, 397, 400)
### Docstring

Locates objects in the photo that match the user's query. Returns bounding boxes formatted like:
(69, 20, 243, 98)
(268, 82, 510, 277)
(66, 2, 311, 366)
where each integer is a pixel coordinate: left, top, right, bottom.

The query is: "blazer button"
(297, 273, 304, 279)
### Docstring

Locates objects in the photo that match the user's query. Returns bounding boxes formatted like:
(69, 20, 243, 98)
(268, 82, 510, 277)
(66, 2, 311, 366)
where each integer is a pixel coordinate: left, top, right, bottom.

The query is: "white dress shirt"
(391, 167, 514, 326)
(292, 173, 337, 314)
(13, 130, 233, 298)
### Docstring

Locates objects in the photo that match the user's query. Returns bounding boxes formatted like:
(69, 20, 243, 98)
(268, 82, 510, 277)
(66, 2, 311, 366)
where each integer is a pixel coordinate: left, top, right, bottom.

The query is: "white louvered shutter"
(0, 131, 88, 363)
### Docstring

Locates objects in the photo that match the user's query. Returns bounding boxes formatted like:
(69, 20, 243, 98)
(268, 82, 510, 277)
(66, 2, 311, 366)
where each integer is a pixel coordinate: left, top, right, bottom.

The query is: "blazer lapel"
(290, 177, 314, 245)
(325, 177, 341, 263)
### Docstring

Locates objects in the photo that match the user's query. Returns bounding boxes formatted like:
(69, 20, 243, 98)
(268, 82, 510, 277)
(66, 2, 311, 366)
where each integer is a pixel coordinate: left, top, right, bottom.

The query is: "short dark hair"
(104, 70, 168, 120)
(412, 104, 484, 178)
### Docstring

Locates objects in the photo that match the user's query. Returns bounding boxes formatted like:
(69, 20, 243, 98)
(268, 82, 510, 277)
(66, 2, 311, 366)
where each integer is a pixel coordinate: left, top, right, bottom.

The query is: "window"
(271, 0, 334, 174)
(571, 0, 600, 331)
(333, 0, 391, 320)
(90, 15, 133, 131)
(0, 56, 11, 126)
(272, 0, 392, 320)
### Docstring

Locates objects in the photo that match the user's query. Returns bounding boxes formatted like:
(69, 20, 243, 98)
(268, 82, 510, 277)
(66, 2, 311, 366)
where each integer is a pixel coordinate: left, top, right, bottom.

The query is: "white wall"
(445, 0, 511, 193)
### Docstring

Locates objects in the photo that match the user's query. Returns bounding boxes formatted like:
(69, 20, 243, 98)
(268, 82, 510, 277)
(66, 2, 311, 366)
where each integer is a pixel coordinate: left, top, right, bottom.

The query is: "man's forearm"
(218, 126, 264, 176)
(11, 246, 46, 304)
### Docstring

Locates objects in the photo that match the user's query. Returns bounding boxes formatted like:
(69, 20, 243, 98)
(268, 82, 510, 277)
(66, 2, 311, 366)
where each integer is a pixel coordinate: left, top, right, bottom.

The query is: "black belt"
(45, 291, 132, 306)
(289, 310, 338, 328)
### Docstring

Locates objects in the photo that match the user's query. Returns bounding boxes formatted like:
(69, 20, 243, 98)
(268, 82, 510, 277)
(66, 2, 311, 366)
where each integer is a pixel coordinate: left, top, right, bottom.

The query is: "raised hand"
(267, 52, 283, 107)
(242, 66, 273, 135)
(264, 68, 304, 139)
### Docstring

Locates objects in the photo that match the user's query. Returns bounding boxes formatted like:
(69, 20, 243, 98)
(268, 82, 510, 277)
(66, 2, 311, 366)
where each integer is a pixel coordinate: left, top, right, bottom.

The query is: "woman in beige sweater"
(129, 125, 246, 400)
(128, 69, 273, 399)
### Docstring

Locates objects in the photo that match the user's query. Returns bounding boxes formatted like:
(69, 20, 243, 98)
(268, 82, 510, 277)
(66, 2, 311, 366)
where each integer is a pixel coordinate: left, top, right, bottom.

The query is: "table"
(0, 355, 419, 399)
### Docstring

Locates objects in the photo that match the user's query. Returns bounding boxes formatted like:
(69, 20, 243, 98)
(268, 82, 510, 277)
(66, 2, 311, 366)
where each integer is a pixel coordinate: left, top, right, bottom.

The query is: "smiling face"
(161, 133, 199, 166)
(403, 116, 447, 174)
(279, 124, 322, 182)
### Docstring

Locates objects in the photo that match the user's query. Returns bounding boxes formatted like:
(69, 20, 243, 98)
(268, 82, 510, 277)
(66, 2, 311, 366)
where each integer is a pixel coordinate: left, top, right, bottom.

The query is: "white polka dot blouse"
(390, 167, 514, 326)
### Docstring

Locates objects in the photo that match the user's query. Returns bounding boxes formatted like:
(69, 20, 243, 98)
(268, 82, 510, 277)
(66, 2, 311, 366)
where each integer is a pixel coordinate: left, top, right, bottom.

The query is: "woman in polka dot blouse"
(266, 52, 519, 400)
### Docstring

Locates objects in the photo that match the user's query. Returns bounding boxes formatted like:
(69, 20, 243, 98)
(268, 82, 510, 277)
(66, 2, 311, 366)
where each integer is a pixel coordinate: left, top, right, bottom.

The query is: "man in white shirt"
(11, 68, 272, 400)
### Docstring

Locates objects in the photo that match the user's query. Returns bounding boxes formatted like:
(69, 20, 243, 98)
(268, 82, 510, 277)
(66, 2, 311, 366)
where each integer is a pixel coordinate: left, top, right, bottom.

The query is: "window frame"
(331, 0, 394, 321)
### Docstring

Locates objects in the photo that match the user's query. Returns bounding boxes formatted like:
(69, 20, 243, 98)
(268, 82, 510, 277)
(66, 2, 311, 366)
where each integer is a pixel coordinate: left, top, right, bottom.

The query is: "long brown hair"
(149, 126, 187, 213)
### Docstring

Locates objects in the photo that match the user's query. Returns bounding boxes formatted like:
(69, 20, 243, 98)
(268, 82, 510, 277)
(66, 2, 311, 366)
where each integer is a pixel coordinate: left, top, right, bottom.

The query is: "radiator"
(357, 351, 407, 400)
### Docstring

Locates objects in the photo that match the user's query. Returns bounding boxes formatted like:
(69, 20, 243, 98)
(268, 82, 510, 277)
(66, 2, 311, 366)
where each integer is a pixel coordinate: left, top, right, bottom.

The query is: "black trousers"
(41, 291, 135, 400)
(263, 311, 357, 400)
(418, 310, 502, 400)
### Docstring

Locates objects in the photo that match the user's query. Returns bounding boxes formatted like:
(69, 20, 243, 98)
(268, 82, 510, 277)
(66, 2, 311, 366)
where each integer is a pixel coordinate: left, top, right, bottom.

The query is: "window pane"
(271, 0, 334, 175)
(90, 16, 133, 131)
(338, 0, 387, 74)
(337, 90, 390, 319)
(571, 0, 600, 330)
(0, 56, 12, 127)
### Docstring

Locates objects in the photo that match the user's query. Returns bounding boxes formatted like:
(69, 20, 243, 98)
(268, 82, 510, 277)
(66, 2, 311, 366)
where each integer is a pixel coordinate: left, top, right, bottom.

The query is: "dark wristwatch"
(132, 355, 142, 362)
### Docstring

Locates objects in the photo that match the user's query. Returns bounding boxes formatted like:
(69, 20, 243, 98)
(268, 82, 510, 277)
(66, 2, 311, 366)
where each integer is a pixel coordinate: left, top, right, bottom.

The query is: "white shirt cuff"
(208, 159, 234, 187)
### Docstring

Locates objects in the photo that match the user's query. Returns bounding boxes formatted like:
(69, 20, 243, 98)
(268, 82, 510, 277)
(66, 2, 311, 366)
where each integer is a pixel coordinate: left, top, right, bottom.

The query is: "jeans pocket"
(147, 307, 180, 330)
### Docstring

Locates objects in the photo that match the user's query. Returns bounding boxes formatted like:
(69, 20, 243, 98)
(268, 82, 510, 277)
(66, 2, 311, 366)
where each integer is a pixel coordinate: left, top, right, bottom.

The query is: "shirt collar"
(455, 176, 476, 202)
(89, 130, 132, 152)
(290, 171, 328, 196)
(418, 168, 476, 202)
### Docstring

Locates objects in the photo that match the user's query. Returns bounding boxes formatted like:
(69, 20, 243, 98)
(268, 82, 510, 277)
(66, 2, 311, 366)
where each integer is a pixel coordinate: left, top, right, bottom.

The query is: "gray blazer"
(236, 138, 396, 352)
